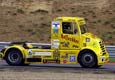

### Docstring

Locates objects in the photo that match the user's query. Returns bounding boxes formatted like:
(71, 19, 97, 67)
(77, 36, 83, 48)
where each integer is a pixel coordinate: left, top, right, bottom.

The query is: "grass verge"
(109, 58, 115, 63)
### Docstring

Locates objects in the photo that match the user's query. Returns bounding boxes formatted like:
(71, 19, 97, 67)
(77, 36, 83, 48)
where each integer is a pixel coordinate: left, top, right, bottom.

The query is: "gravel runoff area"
(0, 66, 115, 80)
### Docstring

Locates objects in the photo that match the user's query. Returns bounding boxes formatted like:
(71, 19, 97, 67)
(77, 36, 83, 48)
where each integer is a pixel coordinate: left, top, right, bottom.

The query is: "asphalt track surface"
(0, 60, 115, 73)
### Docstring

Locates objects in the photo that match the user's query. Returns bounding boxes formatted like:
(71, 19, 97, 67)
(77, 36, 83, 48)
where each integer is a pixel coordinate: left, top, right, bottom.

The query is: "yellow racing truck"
(0, 17, 109, 68)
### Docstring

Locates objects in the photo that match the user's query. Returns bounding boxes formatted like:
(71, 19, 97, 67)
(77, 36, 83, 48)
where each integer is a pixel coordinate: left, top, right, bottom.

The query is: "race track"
(0, 60, 115, 80)
(0, 60, 115, 72)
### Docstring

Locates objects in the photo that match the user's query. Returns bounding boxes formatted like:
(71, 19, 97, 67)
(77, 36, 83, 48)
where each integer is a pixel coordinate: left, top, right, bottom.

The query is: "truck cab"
(0, 17, 109, 68)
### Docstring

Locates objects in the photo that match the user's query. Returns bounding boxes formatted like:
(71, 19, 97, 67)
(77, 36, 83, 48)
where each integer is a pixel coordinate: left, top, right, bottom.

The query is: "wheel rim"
(8, 52, 20, 63)
(83, 54, 93, 64)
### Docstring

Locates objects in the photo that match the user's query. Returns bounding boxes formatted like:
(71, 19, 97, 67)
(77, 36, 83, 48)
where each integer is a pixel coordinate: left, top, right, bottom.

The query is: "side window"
(62, 22, 78, 34)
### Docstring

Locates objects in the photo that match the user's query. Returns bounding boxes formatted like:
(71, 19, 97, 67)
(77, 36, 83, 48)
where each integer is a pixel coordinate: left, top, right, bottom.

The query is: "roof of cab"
(55, 17, 84, 21)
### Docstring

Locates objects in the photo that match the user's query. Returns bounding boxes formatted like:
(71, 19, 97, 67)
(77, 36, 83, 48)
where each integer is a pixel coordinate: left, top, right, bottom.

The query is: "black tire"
(5, 49, 24, 66)
(78, 51, 98, 68)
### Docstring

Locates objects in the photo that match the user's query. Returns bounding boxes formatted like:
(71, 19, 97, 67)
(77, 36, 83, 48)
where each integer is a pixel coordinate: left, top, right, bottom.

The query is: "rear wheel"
(5, 49, 24, 66)
(78, 51, 98, 68)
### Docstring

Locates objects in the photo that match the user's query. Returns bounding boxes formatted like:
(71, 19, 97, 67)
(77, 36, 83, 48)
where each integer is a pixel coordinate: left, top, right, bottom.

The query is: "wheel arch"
(78, 49, 98, 64)
(4, 47, 26, 59)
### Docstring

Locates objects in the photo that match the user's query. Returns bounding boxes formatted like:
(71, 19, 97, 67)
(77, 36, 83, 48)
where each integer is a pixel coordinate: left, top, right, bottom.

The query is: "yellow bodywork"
(1, 17, 109, 67)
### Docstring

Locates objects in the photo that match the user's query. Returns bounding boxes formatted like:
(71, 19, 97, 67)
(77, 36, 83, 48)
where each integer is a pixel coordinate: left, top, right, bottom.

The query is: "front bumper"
(98, 55, 109, 65)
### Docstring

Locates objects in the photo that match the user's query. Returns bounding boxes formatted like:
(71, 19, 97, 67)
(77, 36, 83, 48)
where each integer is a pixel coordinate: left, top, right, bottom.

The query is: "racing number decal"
(70, 56, 76, 62)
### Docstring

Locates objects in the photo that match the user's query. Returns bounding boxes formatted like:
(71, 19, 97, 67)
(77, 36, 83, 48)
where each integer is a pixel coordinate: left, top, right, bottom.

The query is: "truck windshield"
(80, 24, 88, 34)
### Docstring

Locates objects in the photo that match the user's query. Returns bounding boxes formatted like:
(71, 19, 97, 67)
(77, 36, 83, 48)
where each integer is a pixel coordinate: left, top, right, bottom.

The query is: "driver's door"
(60, 21, 80, 50)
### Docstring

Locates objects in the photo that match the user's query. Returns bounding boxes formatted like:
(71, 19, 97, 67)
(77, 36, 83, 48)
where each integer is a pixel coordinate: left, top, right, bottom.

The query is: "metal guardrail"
(0, 42, 114, 58)
(106, 46, 115, 58)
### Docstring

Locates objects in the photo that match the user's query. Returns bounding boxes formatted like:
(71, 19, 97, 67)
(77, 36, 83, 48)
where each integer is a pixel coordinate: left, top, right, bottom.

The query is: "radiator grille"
(99, 41, 106, 55)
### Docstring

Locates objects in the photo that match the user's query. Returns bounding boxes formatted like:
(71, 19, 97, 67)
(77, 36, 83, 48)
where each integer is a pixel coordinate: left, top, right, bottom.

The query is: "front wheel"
(5, 49, 24, 66)
(78, 51, 98, 68)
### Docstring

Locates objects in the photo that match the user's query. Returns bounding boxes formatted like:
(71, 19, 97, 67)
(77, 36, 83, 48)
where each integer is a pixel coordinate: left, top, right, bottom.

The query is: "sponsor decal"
(61, 42, 69, 47)
(52, 22, 60, 34)
(51, 40, 60, 49)
(73, 45, 79, 48)
(43, 59, 60, 64)
(63, 60, 67, 64)
(33, 52, 51, 56)
(61, 56, 68, 58)
(27, 49, 33, 58)
(70, 56, 76, 62)
(53, 29, 58, 33)
(53, 50, 60, 59)
(28, 49, 33, 55)
(61, 34, 79, 43)
(93, 41, 97, 47)
(52, 21, 60, 29)
(61, 53, 68, 58)
(61, 52, 75, 59)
